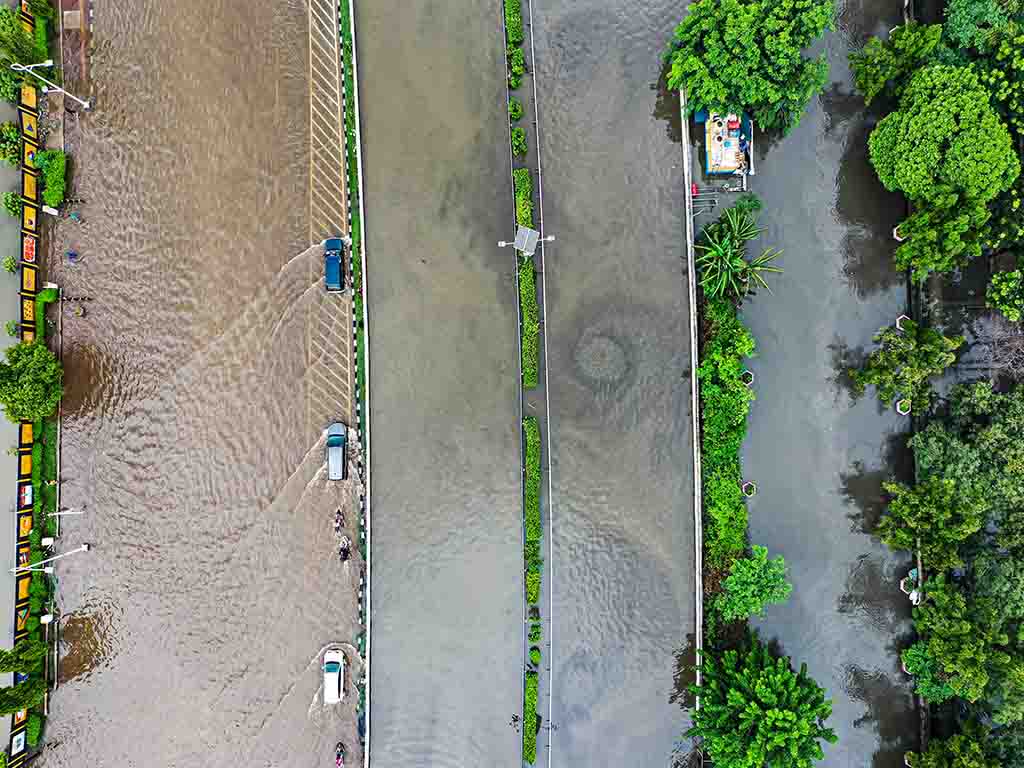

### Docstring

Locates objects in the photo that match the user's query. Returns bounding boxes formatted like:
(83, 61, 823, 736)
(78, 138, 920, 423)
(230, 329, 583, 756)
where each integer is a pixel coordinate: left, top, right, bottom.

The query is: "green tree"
(908, 729, 999, 768)
(868, 65, 1020, 205)
(944, 0, 1012, 52)
(914, 576, 1009, 702)
(850, 319, 962, 411)
(850, 23, 943, 105)
(911, 382, 1024, 549)
(719, 545, 792, 621)
(978, 28, 1024, 139)
(0, 678, 45, 716)
(0, 341, 62, 423)
(989, 659, 1024, 725)
(0, 637, 46, 673)
(687, 633, 836, 768)
(986, 177, 1024, 255)
(902, 641, 956, 703)
(2, 190, 20, 218)
(878, 477, 986, 569)
(0, 121, 18, 167)
(893, 190, 991, 281)
(989, 719, 1024, 765)
(0, 7, 44, 66)
(667, 0, 835, 134)
(989, 269, 1024, 322)
(976, 553, 1024, 622)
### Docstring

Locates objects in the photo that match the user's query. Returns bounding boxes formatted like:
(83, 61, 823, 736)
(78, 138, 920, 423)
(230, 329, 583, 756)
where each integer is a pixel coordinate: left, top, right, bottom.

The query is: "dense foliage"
(894, 192, 991, 281)
(850, 319, 962, 411)
(0, 7, 45, 66)
(979, 28, 1024, 139)
(850, 23, 943, 105)
(718, 545, 792, 621)
(0, 121, 19, 167)
(667, 0, 835, 134)
(3, 190, 21, 218)
(909, 730, 998, 768)
(912, 382, 1024, 550)
(914, 576, 1008, 702)
(0, 341, 63, 423)
(902, 641, 956, 703)
(868, 65, 1019, 205)
(0, 678, 44, 716)
(699, 296, 755, 567)
(877, 477, 986, 569)
(523, 417, 541, 541)
(944, 0, 1010, 51)
(504, 0, 523, 45)
(687, 633, 836, 768)
(988, 269, 1024, 322)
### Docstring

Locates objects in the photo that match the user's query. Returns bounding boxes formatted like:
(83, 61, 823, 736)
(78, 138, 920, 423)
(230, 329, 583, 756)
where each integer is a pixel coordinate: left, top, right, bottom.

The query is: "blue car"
(324, 237, 346, 292)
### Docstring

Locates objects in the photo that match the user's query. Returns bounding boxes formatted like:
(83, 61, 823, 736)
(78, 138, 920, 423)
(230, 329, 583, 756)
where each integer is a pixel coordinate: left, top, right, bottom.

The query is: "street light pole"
(10, 61, 91, 111)
(10, 543, 90, 574)
(47, 508, 85, 517)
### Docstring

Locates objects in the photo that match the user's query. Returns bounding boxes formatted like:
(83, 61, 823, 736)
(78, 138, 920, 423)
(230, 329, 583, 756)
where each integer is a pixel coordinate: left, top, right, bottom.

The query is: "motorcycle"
(336, 742, 345, 768)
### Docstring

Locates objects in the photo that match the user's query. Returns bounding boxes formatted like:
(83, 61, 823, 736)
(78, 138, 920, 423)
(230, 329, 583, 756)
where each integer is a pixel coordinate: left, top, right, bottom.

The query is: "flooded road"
(37, 0, 367, 765)
(532, 1, 697, 765)
(740, 0, 919, 764)
(357, 2, 523, 767)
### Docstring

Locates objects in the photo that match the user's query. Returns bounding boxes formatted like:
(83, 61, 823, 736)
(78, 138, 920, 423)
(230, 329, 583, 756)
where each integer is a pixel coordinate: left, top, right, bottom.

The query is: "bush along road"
(502, 0, 551, 762)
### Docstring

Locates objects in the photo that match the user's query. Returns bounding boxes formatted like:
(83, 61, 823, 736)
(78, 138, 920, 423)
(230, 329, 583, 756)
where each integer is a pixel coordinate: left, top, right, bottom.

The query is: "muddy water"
(740, 0, 920, 765)
(356, 2, 523, 767)
(531, 1, 697, 765)
(35, 0, 369, 765)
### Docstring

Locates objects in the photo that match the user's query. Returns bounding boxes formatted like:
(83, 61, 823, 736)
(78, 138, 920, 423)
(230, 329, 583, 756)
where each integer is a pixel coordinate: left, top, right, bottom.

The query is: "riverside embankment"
(358, 2, 523, 767)
(531, 1, 697, 765)
(737, 0, 920, 763)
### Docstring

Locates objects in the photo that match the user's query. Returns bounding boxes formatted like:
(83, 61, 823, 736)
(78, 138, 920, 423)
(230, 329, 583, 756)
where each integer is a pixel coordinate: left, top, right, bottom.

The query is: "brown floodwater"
(36, 0, 367, 765)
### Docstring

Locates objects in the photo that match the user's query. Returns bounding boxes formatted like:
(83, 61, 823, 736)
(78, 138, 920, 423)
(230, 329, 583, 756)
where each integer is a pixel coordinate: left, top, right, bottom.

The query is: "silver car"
(327, 422, 347, 481)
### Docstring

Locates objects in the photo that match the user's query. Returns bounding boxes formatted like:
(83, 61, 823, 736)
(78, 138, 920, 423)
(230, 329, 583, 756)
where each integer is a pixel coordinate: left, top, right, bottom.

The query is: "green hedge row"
(518, 257, 539, 389)
(35, 150, 65, 208)
(523, 670, 538, 763)
(505, 0, 523, 45)
(523, 417, 541, 541)
(513, 168, 533, 227)
(699, 297, 755, 569)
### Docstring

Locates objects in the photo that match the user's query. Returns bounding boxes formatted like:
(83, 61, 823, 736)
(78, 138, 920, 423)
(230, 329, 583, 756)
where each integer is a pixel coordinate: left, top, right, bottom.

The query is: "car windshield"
(325, 662, 340, 673)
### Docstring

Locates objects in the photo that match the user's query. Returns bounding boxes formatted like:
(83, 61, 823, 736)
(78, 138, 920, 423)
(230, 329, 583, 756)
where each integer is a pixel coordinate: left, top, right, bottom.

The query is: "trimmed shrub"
(3, 191, 21, 218)
(513, 168, 533, 227)
(529, 646, 541, 666)
(524, 539, 542, 573)
(518, 257, 539, 388)
(0, 122, 19, 167)
(504, 0, 523, 45)
(509, 97, 524, 121)
(3, 255, 16, 273)
(526, 571, 541, 603)
(5, 320, 17, 338)
(26, 712, 41, 747)
(523, 671, 539, 763)
(523, 416, 541, 539)
(529, 623, 542, 643)
(508, 46, 526, 77)
(511, 127, 528, 157)
(35, 150, 66, 208)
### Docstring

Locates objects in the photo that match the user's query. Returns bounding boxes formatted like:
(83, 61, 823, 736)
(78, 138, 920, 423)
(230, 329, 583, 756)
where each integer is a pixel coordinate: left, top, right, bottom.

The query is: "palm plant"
(696, 206, 782, 300)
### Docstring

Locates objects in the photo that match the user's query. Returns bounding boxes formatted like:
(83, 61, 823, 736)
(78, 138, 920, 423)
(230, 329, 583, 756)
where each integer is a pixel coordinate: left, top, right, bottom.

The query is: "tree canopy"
(719, 545, 792, 621)
(914, 576, 1009, 702)
(908, 729, 999, 768)
(667, 0, 835, 134)
(0, 678, 45, 716)
(868, 65, 1019, 204)
(850, 318, 962, 410)
(850, 23, 943, 105)
(878, 477, 986, 570)
(0, 341, 62, 423)
(687, 633, 836, 768)
(944, 0, 1011, 52)
(894, 189, 991, 281)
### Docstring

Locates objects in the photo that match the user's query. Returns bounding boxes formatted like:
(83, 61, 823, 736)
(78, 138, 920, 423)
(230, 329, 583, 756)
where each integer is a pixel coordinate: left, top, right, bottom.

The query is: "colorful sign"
(21, 234, 35, 264)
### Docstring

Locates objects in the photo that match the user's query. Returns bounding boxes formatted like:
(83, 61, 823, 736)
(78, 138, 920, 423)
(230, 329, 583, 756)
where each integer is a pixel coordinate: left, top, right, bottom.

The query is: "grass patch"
(518, 257, 539, 389)
(523, 670, 539, 763)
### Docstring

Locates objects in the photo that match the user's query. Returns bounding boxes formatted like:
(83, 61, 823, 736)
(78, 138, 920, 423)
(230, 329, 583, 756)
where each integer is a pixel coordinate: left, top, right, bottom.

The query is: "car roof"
(328, 422, 347, 437)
